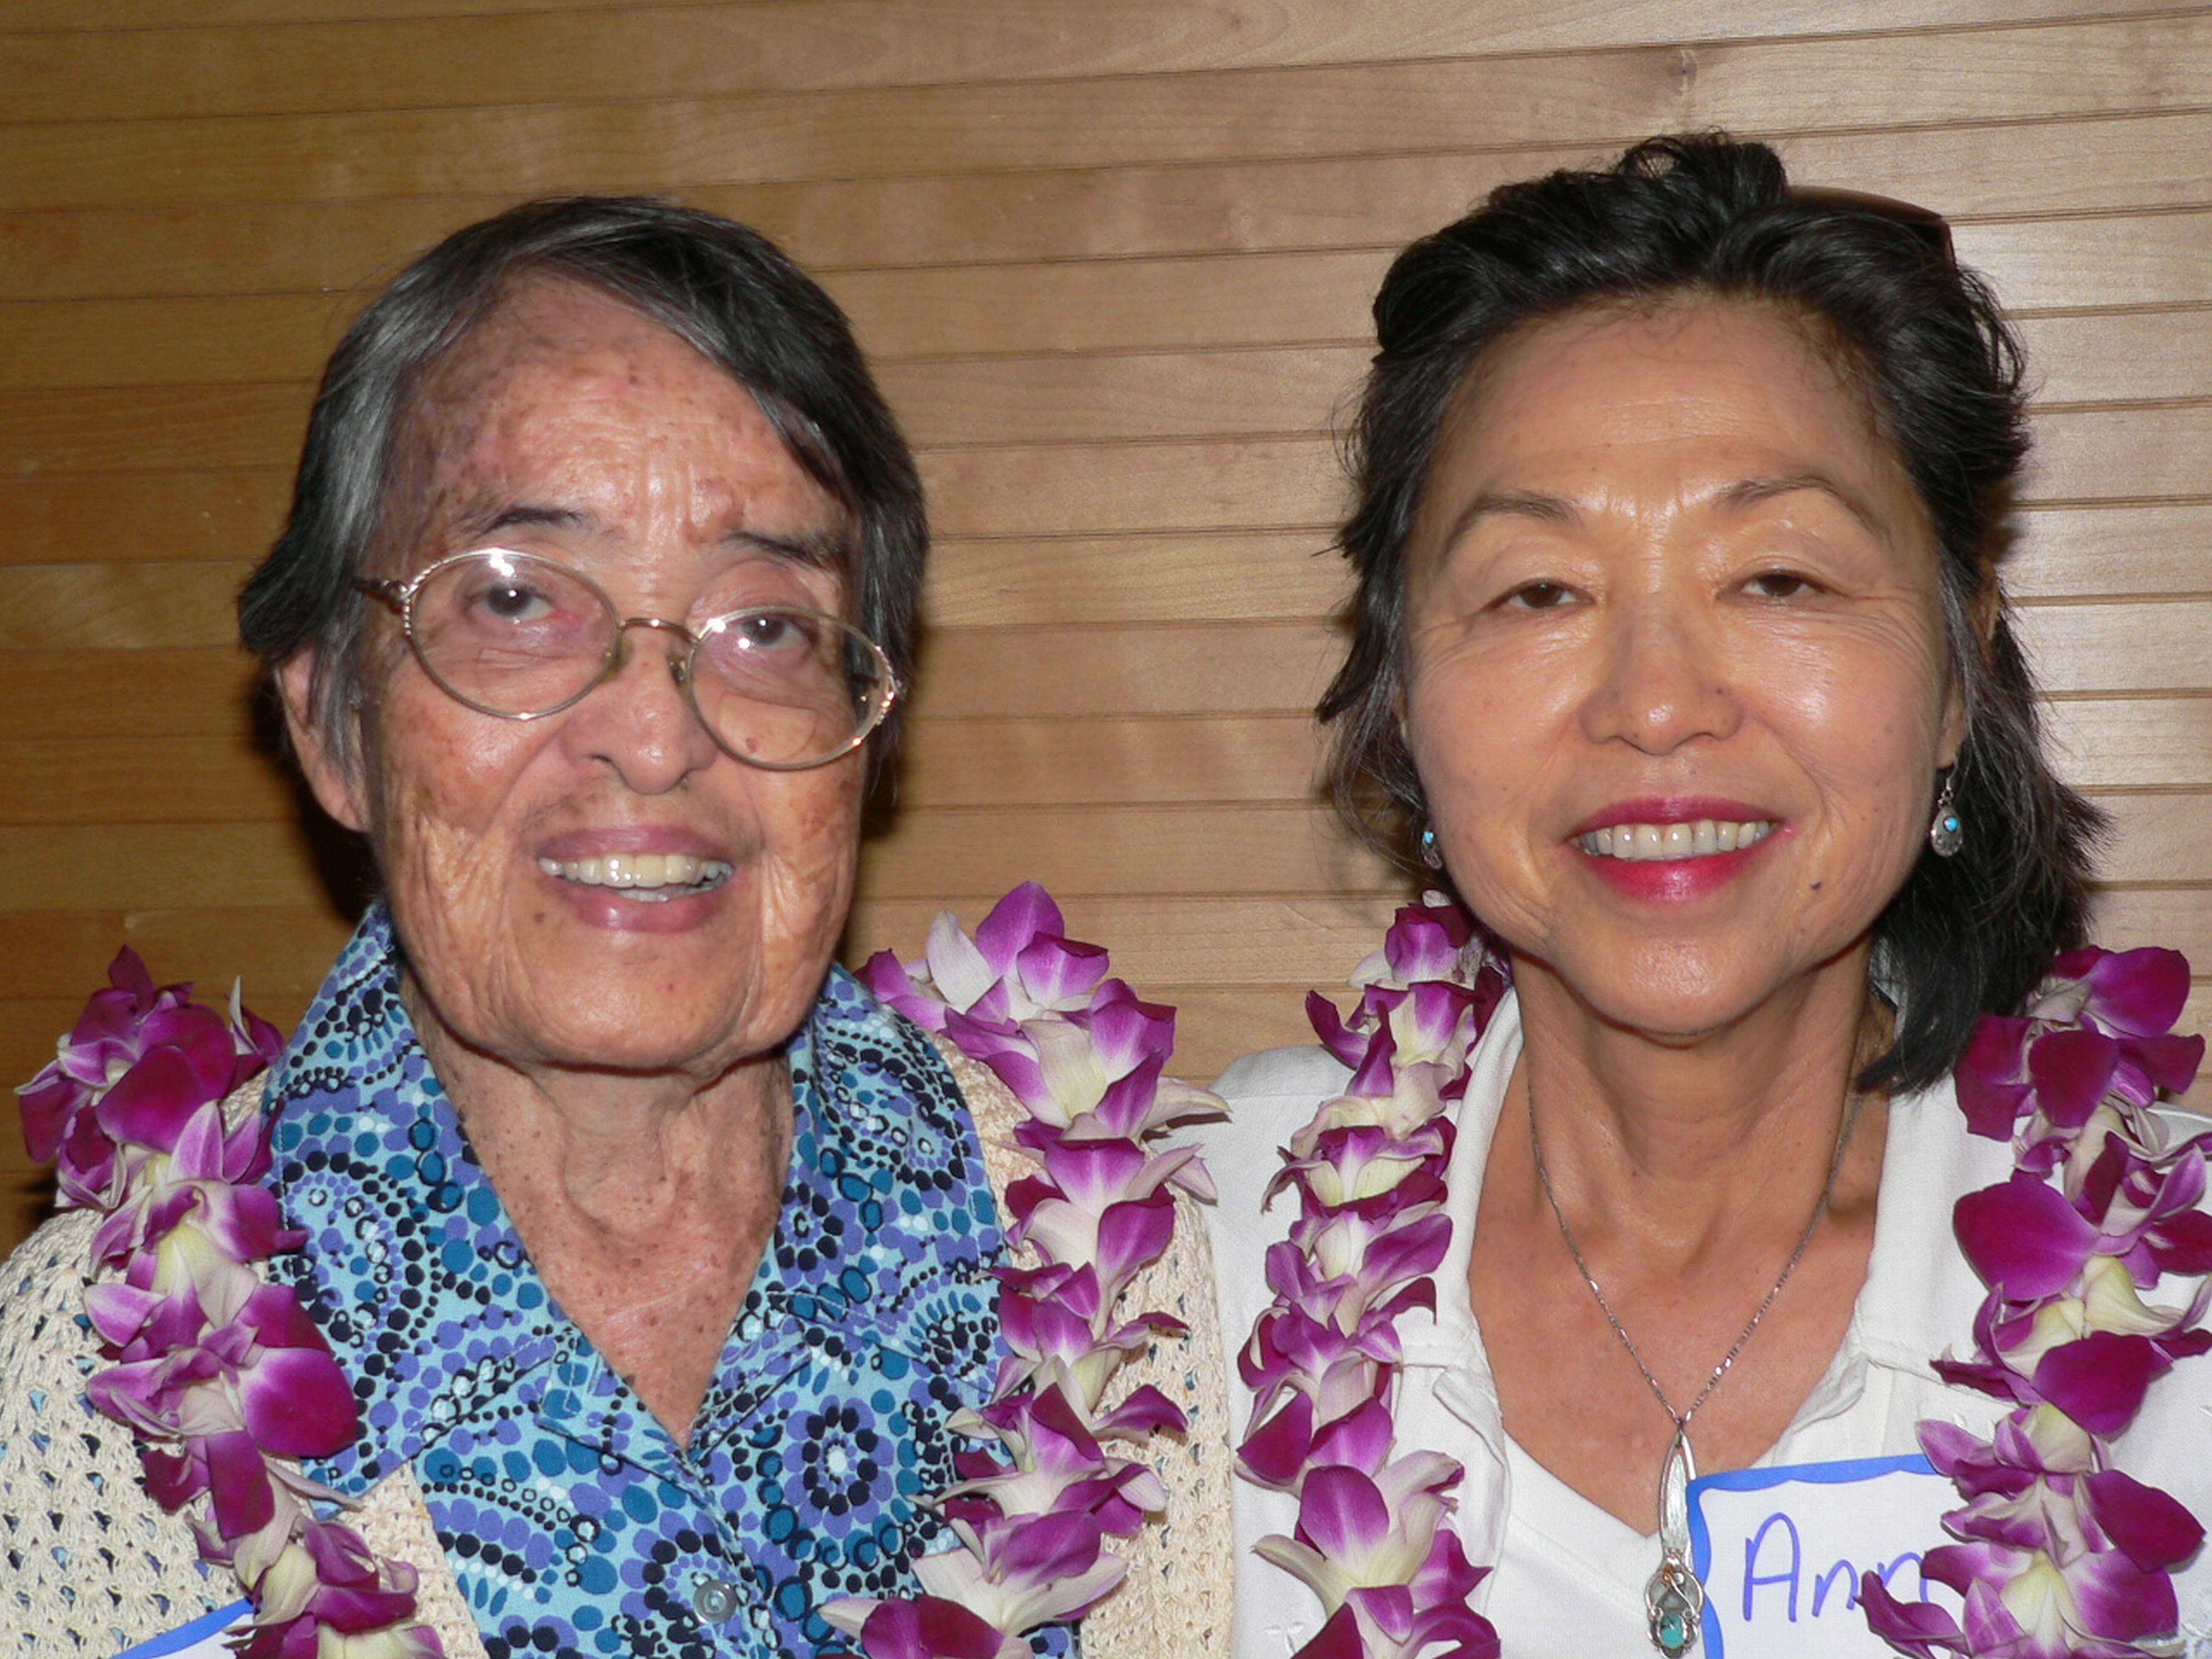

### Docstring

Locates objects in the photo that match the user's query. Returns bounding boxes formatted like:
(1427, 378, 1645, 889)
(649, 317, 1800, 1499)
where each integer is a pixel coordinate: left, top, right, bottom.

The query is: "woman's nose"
(568, 621, 724, 792)
(1578, 596, 1741, 754)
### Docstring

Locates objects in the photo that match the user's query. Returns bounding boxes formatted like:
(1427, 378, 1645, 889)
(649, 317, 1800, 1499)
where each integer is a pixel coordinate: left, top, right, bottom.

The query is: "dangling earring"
(1420, 826, 1444, 870)
(1928, 770, 1963, 858)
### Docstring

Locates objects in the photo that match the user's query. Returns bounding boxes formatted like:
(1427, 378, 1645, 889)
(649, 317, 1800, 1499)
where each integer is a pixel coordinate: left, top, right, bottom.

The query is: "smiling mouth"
(537, 852, 734, 901)
(1577, 819, 1777, 862)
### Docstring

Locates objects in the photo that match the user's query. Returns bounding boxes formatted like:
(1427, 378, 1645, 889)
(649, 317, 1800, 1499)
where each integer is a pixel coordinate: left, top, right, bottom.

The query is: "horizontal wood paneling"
(4, 7, 2211, 132)
(3, 0, 2202, 50)
(12, 101, 2212, 244)
(0, 648, 261, 738)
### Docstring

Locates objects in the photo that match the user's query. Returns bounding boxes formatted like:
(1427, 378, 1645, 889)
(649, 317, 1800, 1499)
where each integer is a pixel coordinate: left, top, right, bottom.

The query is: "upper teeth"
(1579, 820, 1774, 861)
(537, 853, 732, 896)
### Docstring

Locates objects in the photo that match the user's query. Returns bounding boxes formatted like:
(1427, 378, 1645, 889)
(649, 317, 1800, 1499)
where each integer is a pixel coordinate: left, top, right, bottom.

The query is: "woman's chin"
(1516, 938, 1869, 1048)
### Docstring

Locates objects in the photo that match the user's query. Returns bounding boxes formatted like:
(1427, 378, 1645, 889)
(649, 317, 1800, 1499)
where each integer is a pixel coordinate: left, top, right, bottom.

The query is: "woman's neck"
(406, 978, 794, 1443)
(1470, 949, 1891, 1524)
(1506, 950, 1884, 1248)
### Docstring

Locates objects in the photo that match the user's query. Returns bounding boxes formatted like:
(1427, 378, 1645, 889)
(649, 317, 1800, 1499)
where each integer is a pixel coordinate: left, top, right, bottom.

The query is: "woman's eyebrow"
(726, 526, 850, 570)
(457, 502, 590, 542)
(1718, 472, 1885, 535)
(1436, 489, 1578, 552)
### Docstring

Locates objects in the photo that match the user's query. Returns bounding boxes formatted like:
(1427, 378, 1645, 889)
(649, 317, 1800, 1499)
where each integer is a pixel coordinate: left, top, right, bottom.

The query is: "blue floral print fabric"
(263, 905, 1009, 1658)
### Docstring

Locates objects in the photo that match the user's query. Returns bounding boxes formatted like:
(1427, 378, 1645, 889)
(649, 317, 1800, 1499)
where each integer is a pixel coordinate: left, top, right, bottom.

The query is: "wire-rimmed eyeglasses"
(355, 548, 899, 772)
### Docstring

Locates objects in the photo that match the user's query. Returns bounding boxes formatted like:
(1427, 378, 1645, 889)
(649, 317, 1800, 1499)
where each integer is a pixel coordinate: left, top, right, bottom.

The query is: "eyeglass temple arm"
(353, 577, 406, 613)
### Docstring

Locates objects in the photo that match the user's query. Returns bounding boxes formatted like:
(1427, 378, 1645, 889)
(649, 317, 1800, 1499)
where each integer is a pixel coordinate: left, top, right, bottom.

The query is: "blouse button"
(693, 1574, 741, 1624)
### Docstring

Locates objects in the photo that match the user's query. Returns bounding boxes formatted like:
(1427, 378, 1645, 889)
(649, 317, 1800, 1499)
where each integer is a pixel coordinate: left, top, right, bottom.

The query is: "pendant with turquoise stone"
(1644, 1430, 1707, 1656)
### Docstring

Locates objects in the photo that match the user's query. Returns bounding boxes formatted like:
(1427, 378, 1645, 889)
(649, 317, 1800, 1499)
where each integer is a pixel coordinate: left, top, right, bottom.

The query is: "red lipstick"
(1569, 798, 1783, 904)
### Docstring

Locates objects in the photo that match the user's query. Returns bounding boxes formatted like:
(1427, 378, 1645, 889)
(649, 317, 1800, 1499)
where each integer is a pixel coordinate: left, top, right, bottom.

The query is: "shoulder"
(1216, 1042, 1354, 1103)
(1200, 1045, 1352, 1161)
(0, 1210, 223, 1648)
(0, 1206, 103, 1384)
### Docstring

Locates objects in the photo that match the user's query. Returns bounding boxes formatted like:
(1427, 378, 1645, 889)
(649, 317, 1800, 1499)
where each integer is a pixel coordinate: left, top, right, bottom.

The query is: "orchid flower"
(1867, 946, 2208, 1659)
(833, 891, 1223, 1654)
(1237, 902, 1507, 1659)
(15, 950, 440, 1656)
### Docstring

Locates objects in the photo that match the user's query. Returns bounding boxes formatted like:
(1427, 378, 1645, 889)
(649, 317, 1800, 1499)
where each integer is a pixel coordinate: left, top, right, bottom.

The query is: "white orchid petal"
(923, 913, 1000, 1011)
(1028, 1021, 1110, 1117)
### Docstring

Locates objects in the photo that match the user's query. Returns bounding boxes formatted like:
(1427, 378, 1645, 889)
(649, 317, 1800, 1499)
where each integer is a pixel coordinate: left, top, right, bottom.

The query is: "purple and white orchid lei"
(1862, 945, 2211, 1659)
(825, 883, 1225, 1659)
(1238, 900, 1507, 1659)
(16, 950, 441, 1659)
(1240, 905, 2210, 1659)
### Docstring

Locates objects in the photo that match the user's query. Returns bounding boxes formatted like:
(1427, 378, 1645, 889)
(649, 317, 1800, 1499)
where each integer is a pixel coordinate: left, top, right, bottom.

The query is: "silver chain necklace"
(1527, 1073, 1858, 1659)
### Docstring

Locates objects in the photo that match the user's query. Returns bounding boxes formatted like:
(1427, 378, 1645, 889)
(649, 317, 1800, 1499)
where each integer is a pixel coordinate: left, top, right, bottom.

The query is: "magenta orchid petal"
(2033, 1332, 2160, 1434)
(2024, 1028, 2123, 1131)
(204, 1428, 277, 1539)
(1344, 1028, 1401, 1100)
(858, 1597, 1018, 1659)
(988, 1508, 1105, 1588)
(2129, 1031, 2205, 1097)
(2147, 1204, 2212, 1277)
(94, 1043, 216, 1154)
(1306, 1398, 1395, 1475)
(2064, 1546, 2180, 1643)
(238, 1344, 361, 1459)
(1298, 1604, 1370, 1659)
(1307, 992, 1366, 1070)
(1859, 1567, 1969, 1659)
(1094, 1384, 1185, 1439)
(2070, 947, 2193, 1038)
(1090, 1192, 1176, 1290)
(1956, 1017, 2036, 1139)
(1240, 1392, 1317, 1489)
(2082, 1469, 2205, 1573)
(1955, 1175, 2100, 1299)
(1014, 936, 1109, 1008)
(860, 949, 949, 1032)
(1294, 1464, 1393, 1559)
(973, 882, 1065, 973)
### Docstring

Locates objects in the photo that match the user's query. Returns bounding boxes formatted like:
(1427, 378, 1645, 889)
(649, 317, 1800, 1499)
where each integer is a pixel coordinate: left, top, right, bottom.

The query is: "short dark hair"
(1320, 133, 2101, 1091)
(238, 194, 926, 777)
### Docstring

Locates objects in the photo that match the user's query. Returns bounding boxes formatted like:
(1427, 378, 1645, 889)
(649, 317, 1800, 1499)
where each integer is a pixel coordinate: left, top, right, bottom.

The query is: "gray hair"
(238, 194, 927, 779)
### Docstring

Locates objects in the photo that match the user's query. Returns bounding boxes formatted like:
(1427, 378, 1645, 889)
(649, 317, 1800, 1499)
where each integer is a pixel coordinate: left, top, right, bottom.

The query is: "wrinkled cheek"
(760, 770, 865, 969)
(366, 762, 521, 1016)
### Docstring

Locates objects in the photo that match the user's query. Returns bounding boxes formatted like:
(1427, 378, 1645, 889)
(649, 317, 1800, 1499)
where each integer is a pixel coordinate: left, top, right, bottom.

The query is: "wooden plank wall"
(4, 0, 2209, 1257)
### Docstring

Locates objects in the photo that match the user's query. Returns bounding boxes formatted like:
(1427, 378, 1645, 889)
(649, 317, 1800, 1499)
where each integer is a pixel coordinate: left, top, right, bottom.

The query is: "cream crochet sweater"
(0, 1043, 1233, 1656)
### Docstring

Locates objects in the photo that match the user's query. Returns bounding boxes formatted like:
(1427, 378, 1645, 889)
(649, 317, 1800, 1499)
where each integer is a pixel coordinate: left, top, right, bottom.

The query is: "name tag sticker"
(111, 1601, 252, 1659)
(1688, 1455, 1961, 1658)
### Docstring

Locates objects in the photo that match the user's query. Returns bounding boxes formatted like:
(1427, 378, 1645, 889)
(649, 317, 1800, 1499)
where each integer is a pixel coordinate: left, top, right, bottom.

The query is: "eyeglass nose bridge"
(602, 612, 703, 696)
(610, 610, 694, 677)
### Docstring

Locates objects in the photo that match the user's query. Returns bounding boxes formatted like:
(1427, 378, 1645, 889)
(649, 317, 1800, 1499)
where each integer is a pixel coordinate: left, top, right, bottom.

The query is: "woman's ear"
(275, 650, 371, 833)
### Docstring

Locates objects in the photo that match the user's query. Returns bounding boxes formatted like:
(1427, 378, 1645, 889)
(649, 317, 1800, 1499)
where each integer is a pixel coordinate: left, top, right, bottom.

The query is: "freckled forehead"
(384, 276, 843, 562)
(410, 279, 774, 450)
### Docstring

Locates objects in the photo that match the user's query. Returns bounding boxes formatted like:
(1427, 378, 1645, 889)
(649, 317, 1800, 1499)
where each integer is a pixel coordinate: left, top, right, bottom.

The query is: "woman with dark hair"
(0, 198, 1232, 1659)
(1203, 136, 2212, 1659)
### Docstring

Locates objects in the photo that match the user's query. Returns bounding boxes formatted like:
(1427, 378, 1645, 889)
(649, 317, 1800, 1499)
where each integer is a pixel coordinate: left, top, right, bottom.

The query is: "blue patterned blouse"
(263, 906, 1009, 1658)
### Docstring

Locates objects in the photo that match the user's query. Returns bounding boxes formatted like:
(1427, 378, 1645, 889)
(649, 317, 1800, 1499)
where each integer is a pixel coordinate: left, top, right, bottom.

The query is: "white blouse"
(1198, 991, 2212, 1659)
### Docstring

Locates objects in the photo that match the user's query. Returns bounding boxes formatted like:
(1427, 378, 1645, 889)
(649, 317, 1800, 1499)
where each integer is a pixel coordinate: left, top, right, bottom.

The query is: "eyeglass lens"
(404, 550, 890, 768)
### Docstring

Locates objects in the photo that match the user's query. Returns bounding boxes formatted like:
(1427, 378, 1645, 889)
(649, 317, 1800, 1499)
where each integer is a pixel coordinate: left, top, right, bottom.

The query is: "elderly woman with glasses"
(0, 199, 1227, 1659)
(1202, 135, 2212, 1659)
